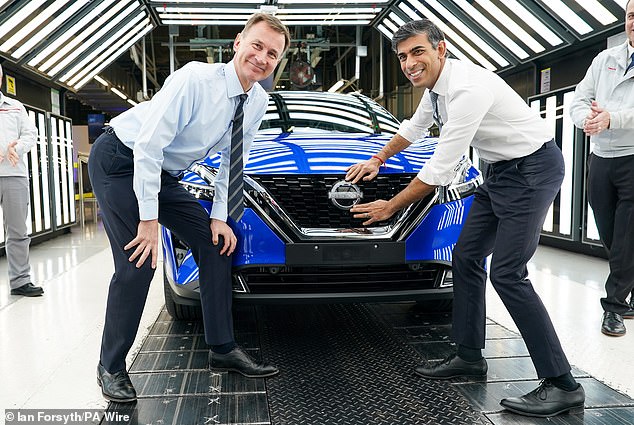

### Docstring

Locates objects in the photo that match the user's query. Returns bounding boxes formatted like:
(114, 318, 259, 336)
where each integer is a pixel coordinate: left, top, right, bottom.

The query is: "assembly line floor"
(1, 220, 634, 424)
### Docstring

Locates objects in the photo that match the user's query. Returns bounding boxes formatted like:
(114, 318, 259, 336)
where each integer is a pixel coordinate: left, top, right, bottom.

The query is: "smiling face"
(396, 32, 446, 90)
(626, 0, 634, 48)
(233, 21, 286, 92)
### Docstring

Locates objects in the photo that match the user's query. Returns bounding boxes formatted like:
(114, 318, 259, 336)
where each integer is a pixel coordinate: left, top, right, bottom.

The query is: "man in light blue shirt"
(88, 13, 290, 403)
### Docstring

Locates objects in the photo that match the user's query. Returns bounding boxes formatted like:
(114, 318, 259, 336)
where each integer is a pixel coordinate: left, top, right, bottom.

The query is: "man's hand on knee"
(124, 219, 159, 269)
(211, 219, 237, 256)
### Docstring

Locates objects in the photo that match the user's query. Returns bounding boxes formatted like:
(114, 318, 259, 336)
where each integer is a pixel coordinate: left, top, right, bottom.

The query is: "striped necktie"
(429, 91, 443, 131)
(626, 52, 634, 75)
(227, 94, 248, 221)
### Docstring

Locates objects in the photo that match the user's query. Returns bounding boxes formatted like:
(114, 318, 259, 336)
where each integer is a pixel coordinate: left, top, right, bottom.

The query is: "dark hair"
(242, 13, 291, 56)
(391, 19, 445, 52)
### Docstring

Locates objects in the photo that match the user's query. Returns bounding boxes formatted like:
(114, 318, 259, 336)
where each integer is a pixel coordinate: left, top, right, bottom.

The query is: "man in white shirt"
(0, 63, 42, 297)
(569, 0, 634, 337)
(346, 19, 584, 418)
(88, 14, 289, 403)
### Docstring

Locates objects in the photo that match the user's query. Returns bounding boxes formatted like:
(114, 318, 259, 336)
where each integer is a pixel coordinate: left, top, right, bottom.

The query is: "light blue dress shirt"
(110, 60, 268, 221)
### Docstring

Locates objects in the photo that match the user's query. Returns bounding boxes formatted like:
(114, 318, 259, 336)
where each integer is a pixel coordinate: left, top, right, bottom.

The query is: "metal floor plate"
(258, 303, 488, 425)
(101, 303, 634, 425)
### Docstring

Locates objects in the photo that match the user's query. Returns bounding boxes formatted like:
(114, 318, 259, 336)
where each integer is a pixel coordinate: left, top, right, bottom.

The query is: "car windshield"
(259, 91, 399, 136)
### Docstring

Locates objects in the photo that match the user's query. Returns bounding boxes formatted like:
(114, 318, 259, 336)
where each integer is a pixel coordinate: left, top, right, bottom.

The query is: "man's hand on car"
(345, 157, 383, 184)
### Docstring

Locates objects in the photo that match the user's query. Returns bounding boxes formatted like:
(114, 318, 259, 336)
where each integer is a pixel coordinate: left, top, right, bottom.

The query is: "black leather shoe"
(500, 380, 585, 417)
(10, 283, 43, 297)
(209, 346, 279, 378)
(602, 311, 626, 336)
(623, 300, 634, 319)
(97, 363, 137, 403)
(414, 354, 487, 380)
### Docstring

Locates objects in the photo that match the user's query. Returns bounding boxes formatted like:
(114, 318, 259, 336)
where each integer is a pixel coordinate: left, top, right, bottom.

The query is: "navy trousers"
(587, 153, 634, 314)
(451, 141, 571, 378)
(88, 130, 234, 373)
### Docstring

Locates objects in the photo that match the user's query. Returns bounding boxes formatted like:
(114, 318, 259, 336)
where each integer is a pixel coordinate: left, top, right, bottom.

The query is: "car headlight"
(180, 163, 218, 201)
(438, 157, 483, 203)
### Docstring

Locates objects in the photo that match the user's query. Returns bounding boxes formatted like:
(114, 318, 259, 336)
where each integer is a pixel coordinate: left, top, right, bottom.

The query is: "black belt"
(490, 140, 554, 172)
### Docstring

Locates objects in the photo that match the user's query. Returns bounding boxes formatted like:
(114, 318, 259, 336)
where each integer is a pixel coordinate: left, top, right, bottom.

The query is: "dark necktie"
(429, 91, 443, 131)
(626, 52, 634, 75)
(227, 93, 248, 221)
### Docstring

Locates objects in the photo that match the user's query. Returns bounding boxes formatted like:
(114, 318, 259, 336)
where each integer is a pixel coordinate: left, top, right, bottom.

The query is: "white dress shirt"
(569, 41, 634, 158)
(110, 60, 268, 221)
(0, 92, 37, 178)
(398, 59, 551, 186)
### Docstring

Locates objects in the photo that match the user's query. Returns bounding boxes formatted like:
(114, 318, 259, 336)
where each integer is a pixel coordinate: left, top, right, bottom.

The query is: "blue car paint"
(167, 198, 475, 286)
(405, 197, 473, 263)
(163, 131, 479, 288)
(199, 133, 436, 175)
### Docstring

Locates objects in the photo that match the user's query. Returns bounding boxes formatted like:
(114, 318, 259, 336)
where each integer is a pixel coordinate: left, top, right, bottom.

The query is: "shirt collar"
(431, 58, 451, 97)
(628, 42, 634, 60)
(225, 60, 249, 101)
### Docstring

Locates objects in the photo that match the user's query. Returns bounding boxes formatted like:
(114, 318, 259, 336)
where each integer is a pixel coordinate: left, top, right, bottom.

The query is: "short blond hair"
(242, 13, 291, 56)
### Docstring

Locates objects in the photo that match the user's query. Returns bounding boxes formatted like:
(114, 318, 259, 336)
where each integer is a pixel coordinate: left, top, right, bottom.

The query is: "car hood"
(199, 132, 438, 175)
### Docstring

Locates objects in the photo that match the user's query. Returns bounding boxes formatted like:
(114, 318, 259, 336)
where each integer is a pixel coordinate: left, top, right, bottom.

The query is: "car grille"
(249, 174, 417, 228)
(235, 264, 445, 294)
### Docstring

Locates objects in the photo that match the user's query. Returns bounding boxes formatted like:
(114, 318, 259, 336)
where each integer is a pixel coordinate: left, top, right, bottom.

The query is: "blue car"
(162, 91, 482, 320)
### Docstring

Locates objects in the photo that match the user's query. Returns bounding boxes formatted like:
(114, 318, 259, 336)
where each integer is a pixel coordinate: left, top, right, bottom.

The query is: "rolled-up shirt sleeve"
(16, 104, 37, 156)
(133, 70, 196, 221)
(417, 84, 493, 186)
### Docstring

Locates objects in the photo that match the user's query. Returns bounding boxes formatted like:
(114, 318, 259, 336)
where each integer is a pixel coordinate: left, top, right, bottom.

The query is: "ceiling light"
(1, 0, 69, 54)
(405, 1, 497, 70)
(425, 0, 509, 67)
(65, 16, 149, 85)
(539, 0, 593, 34)
(159, 14, 253, 20)
(12, 1, 88, 59)
(153, 0, 261, 2)
(279, 7, 381, 14)
(277, 14, 377, 20)
(388, 12, 405, 27)
(475, 0, 545, 53)
(501, 0, 563, 46)
(162, 19, 248, 25)
(453, 0, 529, 59)
(93, 75, 109, 86)
(399, 3, 474, 65)
(0, 0, 47, 53)
(27, 0, 116, 68)
(41, 1, 137, 74)
(278, 0, 388, 3)
(281, 20, 371, 25)
(110, 87, 127, 100)
(376, 24, 394, 39)
(328, 79, 346, 93)
(73, 24, 153, 90)
(573, 0, 618, 25)
(382, 18, 399, 34)
(127, 99, 138, 106)
(155, 7, 259, 13)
